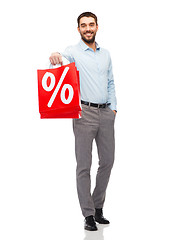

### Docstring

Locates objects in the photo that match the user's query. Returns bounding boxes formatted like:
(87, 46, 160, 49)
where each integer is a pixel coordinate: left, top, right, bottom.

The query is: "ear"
(96, 24, 99, 32)
(77, 27, 80, 33)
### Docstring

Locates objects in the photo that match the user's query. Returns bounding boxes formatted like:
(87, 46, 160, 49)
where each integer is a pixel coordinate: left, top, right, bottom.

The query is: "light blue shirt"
(62, 40, 117, 111)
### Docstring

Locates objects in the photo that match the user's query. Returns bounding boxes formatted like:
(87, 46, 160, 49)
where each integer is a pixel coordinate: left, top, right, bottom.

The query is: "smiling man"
(49, 12, 117, 231)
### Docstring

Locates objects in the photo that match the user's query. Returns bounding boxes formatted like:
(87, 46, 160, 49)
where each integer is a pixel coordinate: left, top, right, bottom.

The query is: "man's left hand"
(113, 110, 117, 116)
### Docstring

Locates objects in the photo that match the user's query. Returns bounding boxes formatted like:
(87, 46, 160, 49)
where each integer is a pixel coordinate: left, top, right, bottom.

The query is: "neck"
(82, 39, 97, 52)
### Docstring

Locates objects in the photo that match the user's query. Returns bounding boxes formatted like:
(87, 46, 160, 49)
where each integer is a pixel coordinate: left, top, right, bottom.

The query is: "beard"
(81, 31, 96, 44)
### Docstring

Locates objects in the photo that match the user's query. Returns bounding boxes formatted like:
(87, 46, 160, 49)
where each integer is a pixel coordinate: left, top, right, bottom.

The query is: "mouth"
(84, 32, 93, 37)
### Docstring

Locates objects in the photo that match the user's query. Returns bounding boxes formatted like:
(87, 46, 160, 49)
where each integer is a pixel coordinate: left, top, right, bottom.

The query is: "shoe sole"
(95, 220, 110, 224)
(84, 226, 98, 231)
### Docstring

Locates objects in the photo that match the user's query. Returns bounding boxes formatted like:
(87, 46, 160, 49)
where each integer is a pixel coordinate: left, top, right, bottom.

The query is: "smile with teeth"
(84, 32, 93, 37)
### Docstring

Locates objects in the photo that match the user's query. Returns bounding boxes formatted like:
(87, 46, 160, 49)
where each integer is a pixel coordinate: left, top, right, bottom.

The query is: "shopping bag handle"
(49, 56, 70, 69)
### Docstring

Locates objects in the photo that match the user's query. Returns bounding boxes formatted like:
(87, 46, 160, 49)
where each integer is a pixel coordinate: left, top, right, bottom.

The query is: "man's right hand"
(49, 52, 63, 65)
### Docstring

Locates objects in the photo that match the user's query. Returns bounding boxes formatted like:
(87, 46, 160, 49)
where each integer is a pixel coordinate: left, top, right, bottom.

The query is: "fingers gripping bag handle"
(49, 56, 70, 69)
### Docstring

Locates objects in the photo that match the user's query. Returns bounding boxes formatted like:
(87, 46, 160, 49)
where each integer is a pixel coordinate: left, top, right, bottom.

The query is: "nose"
(85, 25, 91, 31)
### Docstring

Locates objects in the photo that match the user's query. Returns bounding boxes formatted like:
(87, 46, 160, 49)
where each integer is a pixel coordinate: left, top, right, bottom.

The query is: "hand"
(49, 52, 63, 65)
(113, 110, 117, 116)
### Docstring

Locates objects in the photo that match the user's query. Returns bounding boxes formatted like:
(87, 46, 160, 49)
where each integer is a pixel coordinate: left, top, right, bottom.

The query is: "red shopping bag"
(37, 62, 81, 118)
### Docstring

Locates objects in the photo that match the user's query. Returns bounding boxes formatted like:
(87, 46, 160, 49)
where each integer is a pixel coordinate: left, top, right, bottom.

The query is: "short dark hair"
(77, 12, 98, 27)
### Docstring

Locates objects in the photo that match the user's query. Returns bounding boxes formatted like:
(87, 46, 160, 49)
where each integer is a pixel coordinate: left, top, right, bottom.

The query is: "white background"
(0, 0, 172, 239)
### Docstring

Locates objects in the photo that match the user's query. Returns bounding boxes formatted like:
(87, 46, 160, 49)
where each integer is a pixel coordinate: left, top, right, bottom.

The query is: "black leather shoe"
(95, 208, 110, 224)
(84, 215, 98, 231)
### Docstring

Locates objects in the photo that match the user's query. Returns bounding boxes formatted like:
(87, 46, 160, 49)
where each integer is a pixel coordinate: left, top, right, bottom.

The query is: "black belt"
(81, 100, 111, 108)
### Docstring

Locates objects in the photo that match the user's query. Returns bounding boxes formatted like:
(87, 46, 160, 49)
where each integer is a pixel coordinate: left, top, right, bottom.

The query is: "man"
(49, 12, 117, 231)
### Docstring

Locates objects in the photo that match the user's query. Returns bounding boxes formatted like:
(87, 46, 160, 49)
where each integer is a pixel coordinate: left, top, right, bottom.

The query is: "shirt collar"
(79, 39, 100, 51)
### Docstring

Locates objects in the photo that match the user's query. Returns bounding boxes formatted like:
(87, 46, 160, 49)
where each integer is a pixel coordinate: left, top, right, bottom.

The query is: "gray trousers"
(73, 104, 115, 217)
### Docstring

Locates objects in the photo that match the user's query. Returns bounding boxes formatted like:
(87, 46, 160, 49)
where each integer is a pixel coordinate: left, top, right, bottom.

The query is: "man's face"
(78, 17, 98, 44)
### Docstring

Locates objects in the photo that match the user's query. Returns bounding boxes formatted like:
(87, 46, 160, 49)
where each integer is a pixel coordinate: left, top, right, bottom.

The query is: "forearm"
(108, 79, 117, 111)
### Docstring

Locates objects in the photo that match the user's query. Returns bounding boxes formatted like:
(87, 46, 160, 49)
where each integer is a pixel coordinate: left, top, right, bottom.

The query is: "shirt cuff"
(108, 103, 117, 112)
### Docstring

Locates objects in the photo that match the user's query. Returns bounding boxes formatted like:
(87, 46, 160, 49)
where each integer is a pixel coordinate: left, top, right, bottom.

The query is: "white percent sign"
(42, 67, 74, 108)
